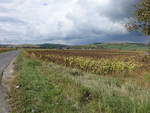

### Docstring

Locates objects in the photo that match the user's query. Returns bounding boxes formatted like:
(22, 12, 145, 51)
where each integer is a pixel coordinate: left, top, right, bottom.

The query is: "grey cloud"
(0, 7, 11, 12)
(66, 33, 148, 45)
(101, 0, 139, 20)
(0, 0, 13, 3)
(0, 0, 146, 44)
(0, 16, 25, 24)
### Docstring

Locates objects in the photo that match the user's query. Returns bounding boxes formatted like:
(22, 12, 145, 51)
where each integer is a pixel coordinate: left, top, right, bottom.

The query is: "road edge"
(0, 56, 17, 113)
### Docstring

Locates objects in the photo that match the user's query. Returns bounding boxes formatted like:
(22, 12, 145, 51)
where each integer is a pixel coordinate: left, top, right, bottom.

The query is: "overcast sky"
(0, 0, 148, 45)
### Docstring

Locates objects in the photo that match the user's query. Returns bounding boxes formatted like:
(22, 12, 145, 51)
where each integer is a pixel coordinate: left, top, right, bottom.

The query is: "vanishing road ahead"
(0, 50, 19, 113)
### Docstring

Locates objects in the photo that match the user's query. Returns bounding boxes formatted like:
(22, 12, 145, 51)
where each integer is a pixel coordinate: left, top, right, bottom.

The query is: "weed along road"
(0, 50, 19, 113)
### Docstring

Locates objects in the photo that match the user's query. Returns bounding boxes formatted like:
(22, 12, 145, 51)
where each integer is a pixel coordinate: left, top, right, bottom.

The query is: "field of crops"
(27, 49, 149, 76)
(0, 48, 15, 53)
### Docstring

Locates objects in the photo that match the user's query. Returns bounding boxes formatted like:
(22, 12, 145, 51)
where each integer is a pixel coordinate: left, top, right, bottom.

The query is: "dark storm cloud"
(101, 0, 140, 20)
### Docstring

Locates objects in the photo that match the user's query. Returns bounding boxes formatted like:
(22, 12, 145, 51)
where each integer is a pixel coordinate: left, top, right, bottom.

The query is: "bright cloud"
(0, 0, 145, 44)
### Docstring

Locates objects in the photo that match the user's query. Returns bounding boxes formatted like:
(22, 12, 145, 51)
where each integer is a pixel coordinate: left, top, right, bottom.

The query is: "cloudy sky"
(0, 0, 148, 45)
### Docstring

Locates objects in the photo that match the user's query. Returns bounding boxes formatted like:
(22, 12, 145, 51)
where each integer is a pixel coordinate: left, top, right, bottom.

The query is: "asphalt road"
(0, 50, 19, 113)
(0, 51, 18, 79)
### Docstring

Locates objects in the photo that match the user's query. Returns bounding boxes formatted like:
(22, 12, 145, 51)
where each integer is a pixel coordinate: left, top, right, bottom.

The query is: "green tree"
(126, 0, 150, 36)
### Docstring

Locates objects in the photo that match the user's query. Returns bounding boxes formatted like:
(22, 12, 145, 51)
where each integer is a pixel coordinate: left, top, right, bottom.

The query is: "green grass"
(10, 53, 150, 113)
(99, 43, 149, 50)
(72, 43, 149, 51)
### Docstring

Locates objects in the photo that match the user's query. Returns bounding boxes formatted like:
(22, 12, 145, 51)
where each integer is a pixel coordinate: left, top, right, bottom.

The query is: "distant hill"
(38, 43, 69, 49)
(6, 44, 69, 49)
(0, 44, 16, 48)
(70, 43, 149, 50)
(0, 43, 149, 50)
(15, 44, 40, 48)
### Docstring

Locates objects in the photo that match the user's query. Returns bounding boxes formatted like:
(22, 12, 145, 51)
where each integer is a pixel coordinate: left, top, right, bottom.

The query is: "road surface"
(0, 50, 19, 113)
(0, 51, 18, 78)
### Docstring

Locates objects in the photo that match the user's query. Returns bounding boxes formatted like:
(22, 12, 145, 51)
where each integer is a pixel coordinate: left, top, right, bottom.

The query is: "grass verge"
(10, 52, 150, 113)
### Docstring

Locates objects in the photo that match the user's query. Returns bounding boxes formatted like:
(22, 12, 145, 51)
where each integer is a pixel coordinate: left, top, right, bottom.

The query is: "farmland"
(10, 49, 150, 113)
(70, 43, 149, 50)
(27, 49, 148, 76)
